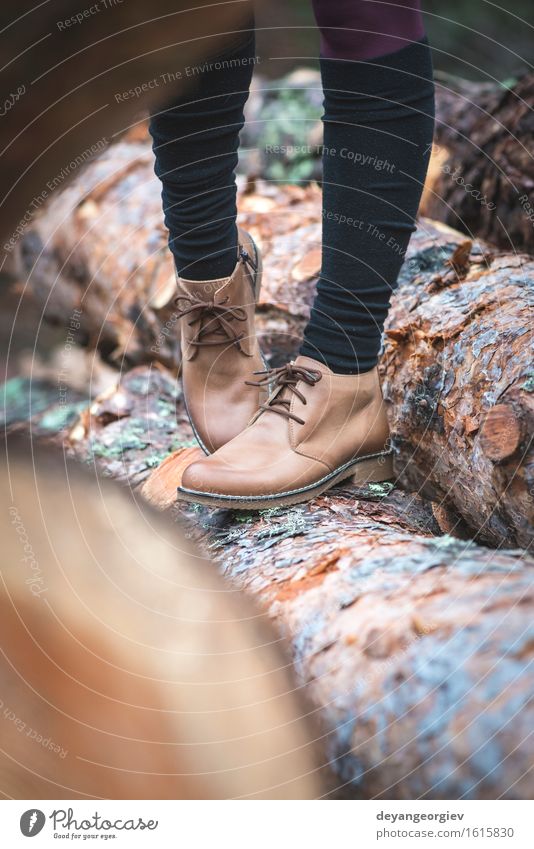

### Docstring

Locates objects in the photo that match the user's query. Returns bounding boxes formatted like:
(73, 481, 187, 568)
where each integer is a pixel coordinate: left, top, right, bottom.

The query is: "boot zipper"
(240, 247, 258, 273)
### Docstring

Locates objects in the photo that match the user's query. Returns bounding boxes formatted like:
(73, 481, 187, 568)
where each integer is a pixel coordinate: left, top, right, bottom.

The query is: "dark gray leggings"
(149, 2, 434, 372)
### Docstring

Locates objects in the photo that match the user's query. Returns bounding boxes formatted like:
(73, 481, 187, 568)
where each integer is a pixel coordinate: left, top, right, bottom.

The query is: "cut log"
(420, 72, 534, 252)
(1, 437, 321, 799)
(382, 235, 534, 550)
(479, 402, 526, 462)
(8, 368, 534, 799)
(9, 64, 531, 275)
(17, 151, 533, 547)
(213, 507, 534, 800)
(11, 142, 180, 368)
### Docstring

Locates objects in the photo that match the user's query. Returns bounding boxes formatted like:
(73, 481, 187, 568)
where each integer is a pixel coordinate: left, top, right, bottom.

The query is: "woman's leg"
(301, 1, 435, 373)
(149, 15, 266, 455)
(149, 26, 255, 280)
(177, 2, 436, 508)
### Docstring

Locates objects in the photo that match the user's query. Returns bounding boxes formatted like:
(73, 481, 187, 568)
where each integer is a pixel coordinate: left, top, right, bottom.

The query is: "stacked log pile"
(3, 74, 532, 799)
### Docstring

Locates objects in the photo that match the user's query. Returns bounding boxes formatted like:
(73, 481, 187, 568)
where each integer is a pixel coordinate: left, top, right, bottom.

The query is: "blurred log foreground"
(18, 139, 534, 549)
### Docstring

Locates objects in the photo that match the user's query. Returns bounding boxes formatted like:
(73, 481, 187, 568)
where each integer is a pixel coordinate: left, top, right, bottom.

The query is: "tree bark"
(8, 364, 533, 799)
(420, 72, 534, 252)
(382, 228, 533, 550)
(242, 69, 534, 252)
(214, 504, 534, 800)
(13, 142, 179, 368)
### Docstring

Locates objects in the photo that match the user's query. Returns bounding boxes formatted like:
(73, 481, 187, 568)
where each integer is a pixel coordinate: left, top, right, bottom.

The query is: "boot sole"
(176, 449, 394, 510)
(183, 231, 265, 457)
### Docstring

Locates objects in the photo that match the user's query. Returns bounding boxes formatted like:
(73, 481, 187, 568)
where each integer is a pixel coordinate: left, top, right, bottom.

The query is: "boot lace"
(174, 294, 251, 359)
(174, 249, 257, 360)
(246, 363, 322, 424)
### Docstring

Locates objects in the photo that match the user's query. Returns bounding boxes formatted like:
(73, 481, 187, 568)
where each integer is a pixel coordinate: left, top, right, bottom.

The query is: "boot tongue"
(292, 355, 332, 377)
(177, 274, 231, 303)
(175, 274, 236, 362)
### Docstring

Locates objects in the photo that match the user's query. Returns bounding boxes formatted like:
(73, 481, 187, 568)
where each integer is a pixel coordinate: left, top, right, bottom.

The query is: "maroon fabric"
(311, 0, 425, 60)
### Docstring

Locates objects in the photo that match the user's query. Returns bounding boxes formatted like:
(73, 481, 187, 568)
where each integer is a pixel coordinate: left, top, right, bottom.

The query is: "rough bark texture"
(215, 516, 534, 800)
(382, 235, 534, 550)
(4, 29, 533, 800)
(14, 143, 178, 368)
(11, 66, 532, 281)
(420, 72, 534, 252)
(16, 149, 534, 547)
(5, 367, 533, 799)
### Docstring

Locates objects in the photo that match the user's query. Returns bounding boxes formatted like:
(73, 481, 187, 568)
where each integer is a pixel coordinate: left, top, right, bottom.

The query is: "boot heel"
(350, 452, 394, 485)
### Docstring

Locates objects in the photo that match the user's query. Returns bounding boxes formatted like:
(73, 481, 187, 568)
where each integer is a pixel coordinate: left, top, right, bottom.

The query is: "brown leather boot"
(175, 228, 265, 454)
(177, 355, 394, 509)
